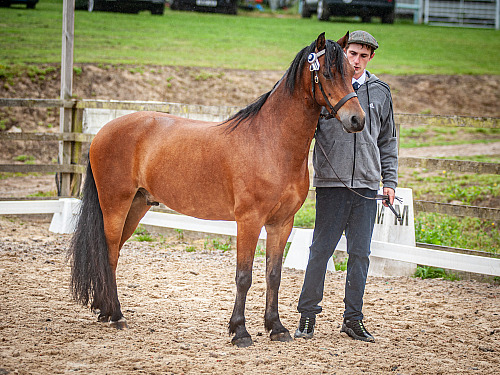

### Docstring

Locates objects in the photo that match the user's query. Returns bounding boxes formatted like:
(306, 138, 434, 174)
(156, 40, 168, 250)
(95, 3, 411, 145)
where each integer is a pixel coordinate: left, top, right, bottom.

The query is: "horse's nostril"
(351, 115, 359, 128)
(351, 115, 365, 130)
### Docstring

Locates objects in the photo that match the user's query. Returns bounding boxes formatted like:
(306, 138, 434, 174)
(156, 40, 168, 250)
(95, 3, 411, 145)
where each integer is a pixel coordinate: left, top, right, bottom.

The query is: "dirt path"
(399, 142, 500, 158)
(0, 216, 499, 375)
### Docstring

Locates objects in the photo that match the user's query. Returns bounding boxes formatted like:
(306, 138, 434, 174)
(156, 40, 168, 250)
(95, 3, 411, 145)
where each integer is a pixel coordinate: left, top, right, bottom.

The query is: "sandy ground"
(0, 215, 499, 375)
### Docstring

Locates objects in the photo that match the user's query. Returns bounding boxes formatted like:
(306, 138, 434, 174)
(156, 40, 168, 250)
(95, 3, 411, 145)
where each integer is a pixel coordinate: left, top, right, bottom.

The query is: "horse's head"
(308, 32, 365, 133)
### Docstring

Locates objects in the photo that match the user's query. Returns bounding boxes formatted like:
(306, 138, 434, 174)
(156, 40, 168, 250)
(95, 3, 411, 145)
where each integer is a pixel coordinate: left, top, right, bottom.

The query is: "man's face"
(345, 43, 374, 80)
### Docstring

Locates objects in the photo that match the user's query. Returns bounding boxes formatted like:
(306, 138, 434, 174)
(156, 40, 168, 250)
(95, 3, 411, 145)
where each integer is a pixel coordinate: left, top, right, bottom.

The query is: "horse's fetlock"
(229, 315, 246, 333)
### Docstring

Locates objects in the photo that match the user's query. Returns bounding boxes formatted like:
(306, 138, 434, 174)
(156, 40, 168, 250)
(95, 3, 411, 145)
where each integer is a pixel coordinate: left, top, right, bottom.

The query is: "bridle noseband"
(308, 49, 358, 120)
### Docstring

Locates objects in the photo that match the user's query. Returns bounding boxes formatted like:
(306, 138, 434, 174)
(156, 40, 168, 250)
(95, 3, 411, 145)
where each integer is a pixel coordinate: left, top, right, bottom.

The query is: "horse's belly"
(143, 162, 235, 221)
(157, 187, 234, 221)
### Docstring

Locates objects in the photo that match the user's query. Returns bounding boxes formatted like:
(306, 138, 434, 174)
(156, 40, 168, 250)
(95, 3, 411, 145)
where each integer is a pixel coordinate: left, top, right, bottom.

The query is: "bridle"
(308, 49, 358, 120)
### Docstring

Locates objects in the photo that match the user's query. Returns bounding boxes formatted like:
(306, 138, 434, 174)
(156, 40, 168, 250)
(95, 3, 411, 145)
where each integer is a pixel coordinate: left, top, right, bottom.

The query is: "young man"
(294, 31, 398, 342)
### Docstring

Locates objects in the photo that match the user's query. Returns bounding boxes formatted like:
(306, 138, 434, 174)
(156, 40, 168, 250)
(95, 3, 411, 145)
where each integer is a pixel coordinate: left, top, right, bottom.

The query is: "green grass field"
(1, 0, 499, 74)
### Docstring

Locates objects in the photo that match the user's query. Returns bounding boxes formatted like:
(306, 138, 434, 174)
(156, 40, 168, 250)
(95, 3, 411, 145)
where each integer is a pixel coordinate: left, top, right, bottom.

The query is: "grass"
(293, 198, 316, 228)
(413, 265, 460, 281)
(27, 190, 57, 197)
(204, 237, 232, 252)
(334, 256, 348, 271)
(131, 225, 156, 242)
(1, 0, 500, 74)
(14, 155, 35, 163)
(401, 170, 500, 204)
(399, 126, 500, 149)
(0, 172, 45, 179)
(415, 213, 499, 253)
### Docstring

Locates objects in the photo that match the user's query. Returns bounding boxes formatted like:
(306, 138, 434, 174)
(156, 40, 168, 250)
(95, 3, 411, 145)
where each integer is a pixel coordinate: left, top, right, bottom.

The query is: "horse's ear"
(316, 32, 326, 51)
(337, 32, 349, 49)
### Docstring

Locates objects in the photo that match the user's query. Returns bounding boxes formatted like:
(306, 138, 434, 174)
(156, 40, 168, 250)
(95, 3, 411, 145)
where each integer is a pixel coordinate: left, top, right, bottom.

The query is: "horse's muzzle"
(342, 114, 365, 133)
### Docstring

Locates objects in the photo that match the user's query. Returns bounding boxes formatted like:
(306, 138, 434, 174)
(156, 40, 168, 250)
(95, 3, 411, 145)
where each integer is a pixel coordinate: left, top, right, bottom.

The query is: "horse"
(68, 32, 365, 348)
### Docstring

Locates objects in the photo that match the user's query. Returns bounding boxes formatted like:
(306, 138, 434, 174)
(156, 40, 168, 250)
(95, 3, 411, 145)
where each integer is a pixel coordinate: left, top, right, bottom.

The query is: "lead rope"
(315, 138, 404, 224)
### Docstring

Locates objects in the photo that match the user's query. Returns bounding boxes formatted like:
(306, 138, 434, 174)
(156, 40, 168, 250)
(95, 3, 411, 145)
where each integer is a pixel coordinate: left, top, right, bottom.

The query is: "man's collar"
(352, 71, 367, 86)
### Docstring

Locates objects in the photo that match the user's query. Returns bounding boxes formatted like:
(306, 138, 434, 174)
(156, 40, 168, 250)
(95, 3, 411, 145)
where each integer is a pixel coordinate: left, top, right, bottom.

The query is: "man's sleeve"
(377, 92, 398, 190)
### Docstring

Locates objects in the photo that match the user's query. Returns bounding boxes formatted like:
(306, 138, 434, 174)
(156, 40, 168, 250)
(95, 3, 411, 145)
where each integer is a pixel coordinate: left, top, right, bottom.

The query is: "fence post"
(59, 0, 75, 197)
(70, 107, 84, 196)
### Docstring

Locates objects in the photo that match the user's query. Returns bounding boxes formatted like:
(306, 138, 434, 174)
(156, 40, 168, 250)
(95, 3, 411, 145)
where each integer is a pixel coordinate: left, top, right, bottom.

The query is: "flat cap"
(348, 30, 379, 50)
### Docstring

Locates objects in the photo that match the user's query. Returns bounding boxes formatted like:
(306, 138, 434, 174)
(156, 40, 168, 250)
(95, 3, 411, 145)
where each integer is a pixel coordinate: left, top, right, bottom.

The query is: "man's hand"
(382, 187, 395, 207)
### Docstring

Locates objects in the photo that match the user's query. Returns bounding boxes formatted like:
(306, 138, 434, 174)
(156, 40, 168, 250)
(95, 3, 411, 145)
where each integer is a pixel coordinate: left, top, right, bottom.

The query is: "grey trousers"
(297, 187, 377, 321)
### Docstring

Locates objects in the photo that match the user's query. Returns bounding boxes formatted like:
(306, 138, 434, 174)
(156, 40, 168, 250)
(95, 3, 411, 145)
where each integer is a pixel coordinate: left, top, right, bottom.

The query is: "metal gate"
(424, 0, 499, 29)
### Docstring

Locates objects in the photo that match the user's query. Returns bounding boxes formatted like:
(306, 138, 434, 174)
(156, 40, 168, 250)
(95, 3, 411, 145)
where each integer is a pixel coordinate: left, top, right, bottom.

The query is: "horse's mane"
(222, 39, 345, 132)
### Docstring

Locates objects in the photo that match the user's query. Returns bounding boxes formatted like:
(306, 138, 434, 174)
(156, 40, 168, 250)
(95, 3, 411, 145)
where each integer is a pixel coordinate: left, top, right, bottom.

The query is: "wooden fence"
(0, 97, 499, 222)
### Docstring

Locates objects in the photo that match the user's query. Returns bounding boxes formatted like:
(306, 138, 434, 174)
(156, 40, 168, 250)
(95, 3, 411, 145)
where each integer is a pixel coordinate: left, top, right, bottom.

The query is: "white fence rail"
(1, 199, 499, 277)
(284, 229, 500, 277)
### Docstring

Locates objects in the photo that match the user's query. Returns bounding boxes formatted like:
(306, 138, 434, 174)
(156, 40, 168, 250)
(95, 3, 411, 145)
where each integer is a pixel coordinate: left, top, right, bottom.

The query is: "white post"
(496, 0, 499, 30)
(418, 0, 424, 23)
(59, 0, 75, 196)
(424, 0, 429, 24)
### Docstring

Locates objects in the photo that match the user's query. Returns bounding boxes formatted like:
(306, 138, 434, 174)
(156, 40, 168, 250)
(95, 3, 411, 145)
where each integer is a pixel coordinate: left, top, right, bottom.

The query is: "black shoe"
(341, 319, 375, 342)
(294, 316, 315, 339)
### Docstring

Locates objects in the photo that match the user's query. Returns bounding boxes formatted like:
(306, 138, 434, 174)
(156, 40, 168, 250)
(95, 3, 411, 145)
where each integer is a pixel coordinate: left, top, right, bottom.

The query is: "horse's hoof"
(231, 336, 253, 348)
(270, 330, 293, 342)
(109, 318, 128, 330)
(97, 314, 110, 323)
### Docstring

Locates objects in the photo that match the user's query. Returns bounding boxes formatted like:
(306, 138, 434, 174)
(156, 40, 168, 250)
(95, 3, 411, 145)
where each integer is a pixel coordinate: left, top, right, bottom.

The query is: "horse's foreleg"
(229, 222, 261, 348)
(264, 220, 294, 342)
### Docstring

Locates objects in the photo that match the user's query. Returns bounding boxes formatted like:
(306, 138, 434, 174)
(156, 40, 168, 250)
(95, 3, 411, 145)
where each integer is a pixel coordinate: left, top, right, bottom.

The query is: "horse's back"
(94, 111, 216, 141)
(91, 111, 223, 161)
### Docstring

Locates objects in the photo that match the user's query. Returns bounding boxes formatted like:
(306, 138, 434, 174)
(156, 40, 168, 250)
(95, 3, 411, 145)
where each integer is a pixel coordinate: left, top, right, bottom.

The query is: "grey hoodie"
(313, 71, 398, 191)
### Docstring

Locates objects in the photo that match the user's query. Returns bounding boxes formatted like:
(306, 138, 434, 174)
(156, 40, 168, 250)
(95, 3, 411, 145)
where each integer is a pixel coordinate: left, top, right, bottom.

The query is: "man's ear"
(337, 32, 349, 49)
(316, 32, 326, 51)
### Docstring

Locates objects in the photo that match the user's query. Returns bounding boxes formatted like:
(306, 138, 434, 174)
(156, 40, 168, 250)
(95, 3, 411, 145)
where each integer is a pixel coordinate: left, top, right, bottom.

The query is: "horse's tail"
(68, 159, 114, 312)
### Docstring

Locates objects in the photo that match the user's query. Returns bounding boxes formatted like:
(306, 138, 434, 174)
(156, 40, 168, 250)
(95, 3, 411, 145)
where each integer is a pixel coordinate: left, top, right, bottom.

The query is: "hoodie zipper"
(351, 133, 356, 187)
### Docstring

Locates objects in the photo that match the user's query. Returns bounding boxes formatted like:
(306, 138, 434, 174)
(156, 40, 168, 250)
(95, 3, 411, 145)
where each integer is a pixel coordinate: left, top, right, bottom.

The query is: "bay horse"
(68, 32, 365, 347)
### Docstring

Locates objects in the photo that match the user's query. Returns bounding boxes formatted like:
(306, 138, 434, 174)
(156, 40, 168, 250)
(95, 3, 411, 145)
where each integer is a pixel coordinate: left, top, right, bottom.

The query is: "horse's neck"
(260, 78, 320, 162)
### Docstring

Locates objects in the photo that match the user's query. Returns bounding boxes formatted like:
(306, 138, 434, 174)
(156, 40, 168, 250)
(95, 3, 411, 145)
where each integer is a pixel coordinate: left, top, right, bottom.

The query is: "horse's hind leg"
(96, 203, 129, 328)
(100, 190, 151, 329)
(119, 189, 152, 248)
(264, 220, 294, 342)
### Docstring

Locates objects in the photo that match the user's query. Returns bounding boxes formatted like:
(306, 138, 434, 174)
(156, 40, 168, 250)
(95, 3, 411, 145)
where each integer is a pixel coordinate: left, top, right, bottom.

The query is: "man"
(294, 31, 398, 342)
